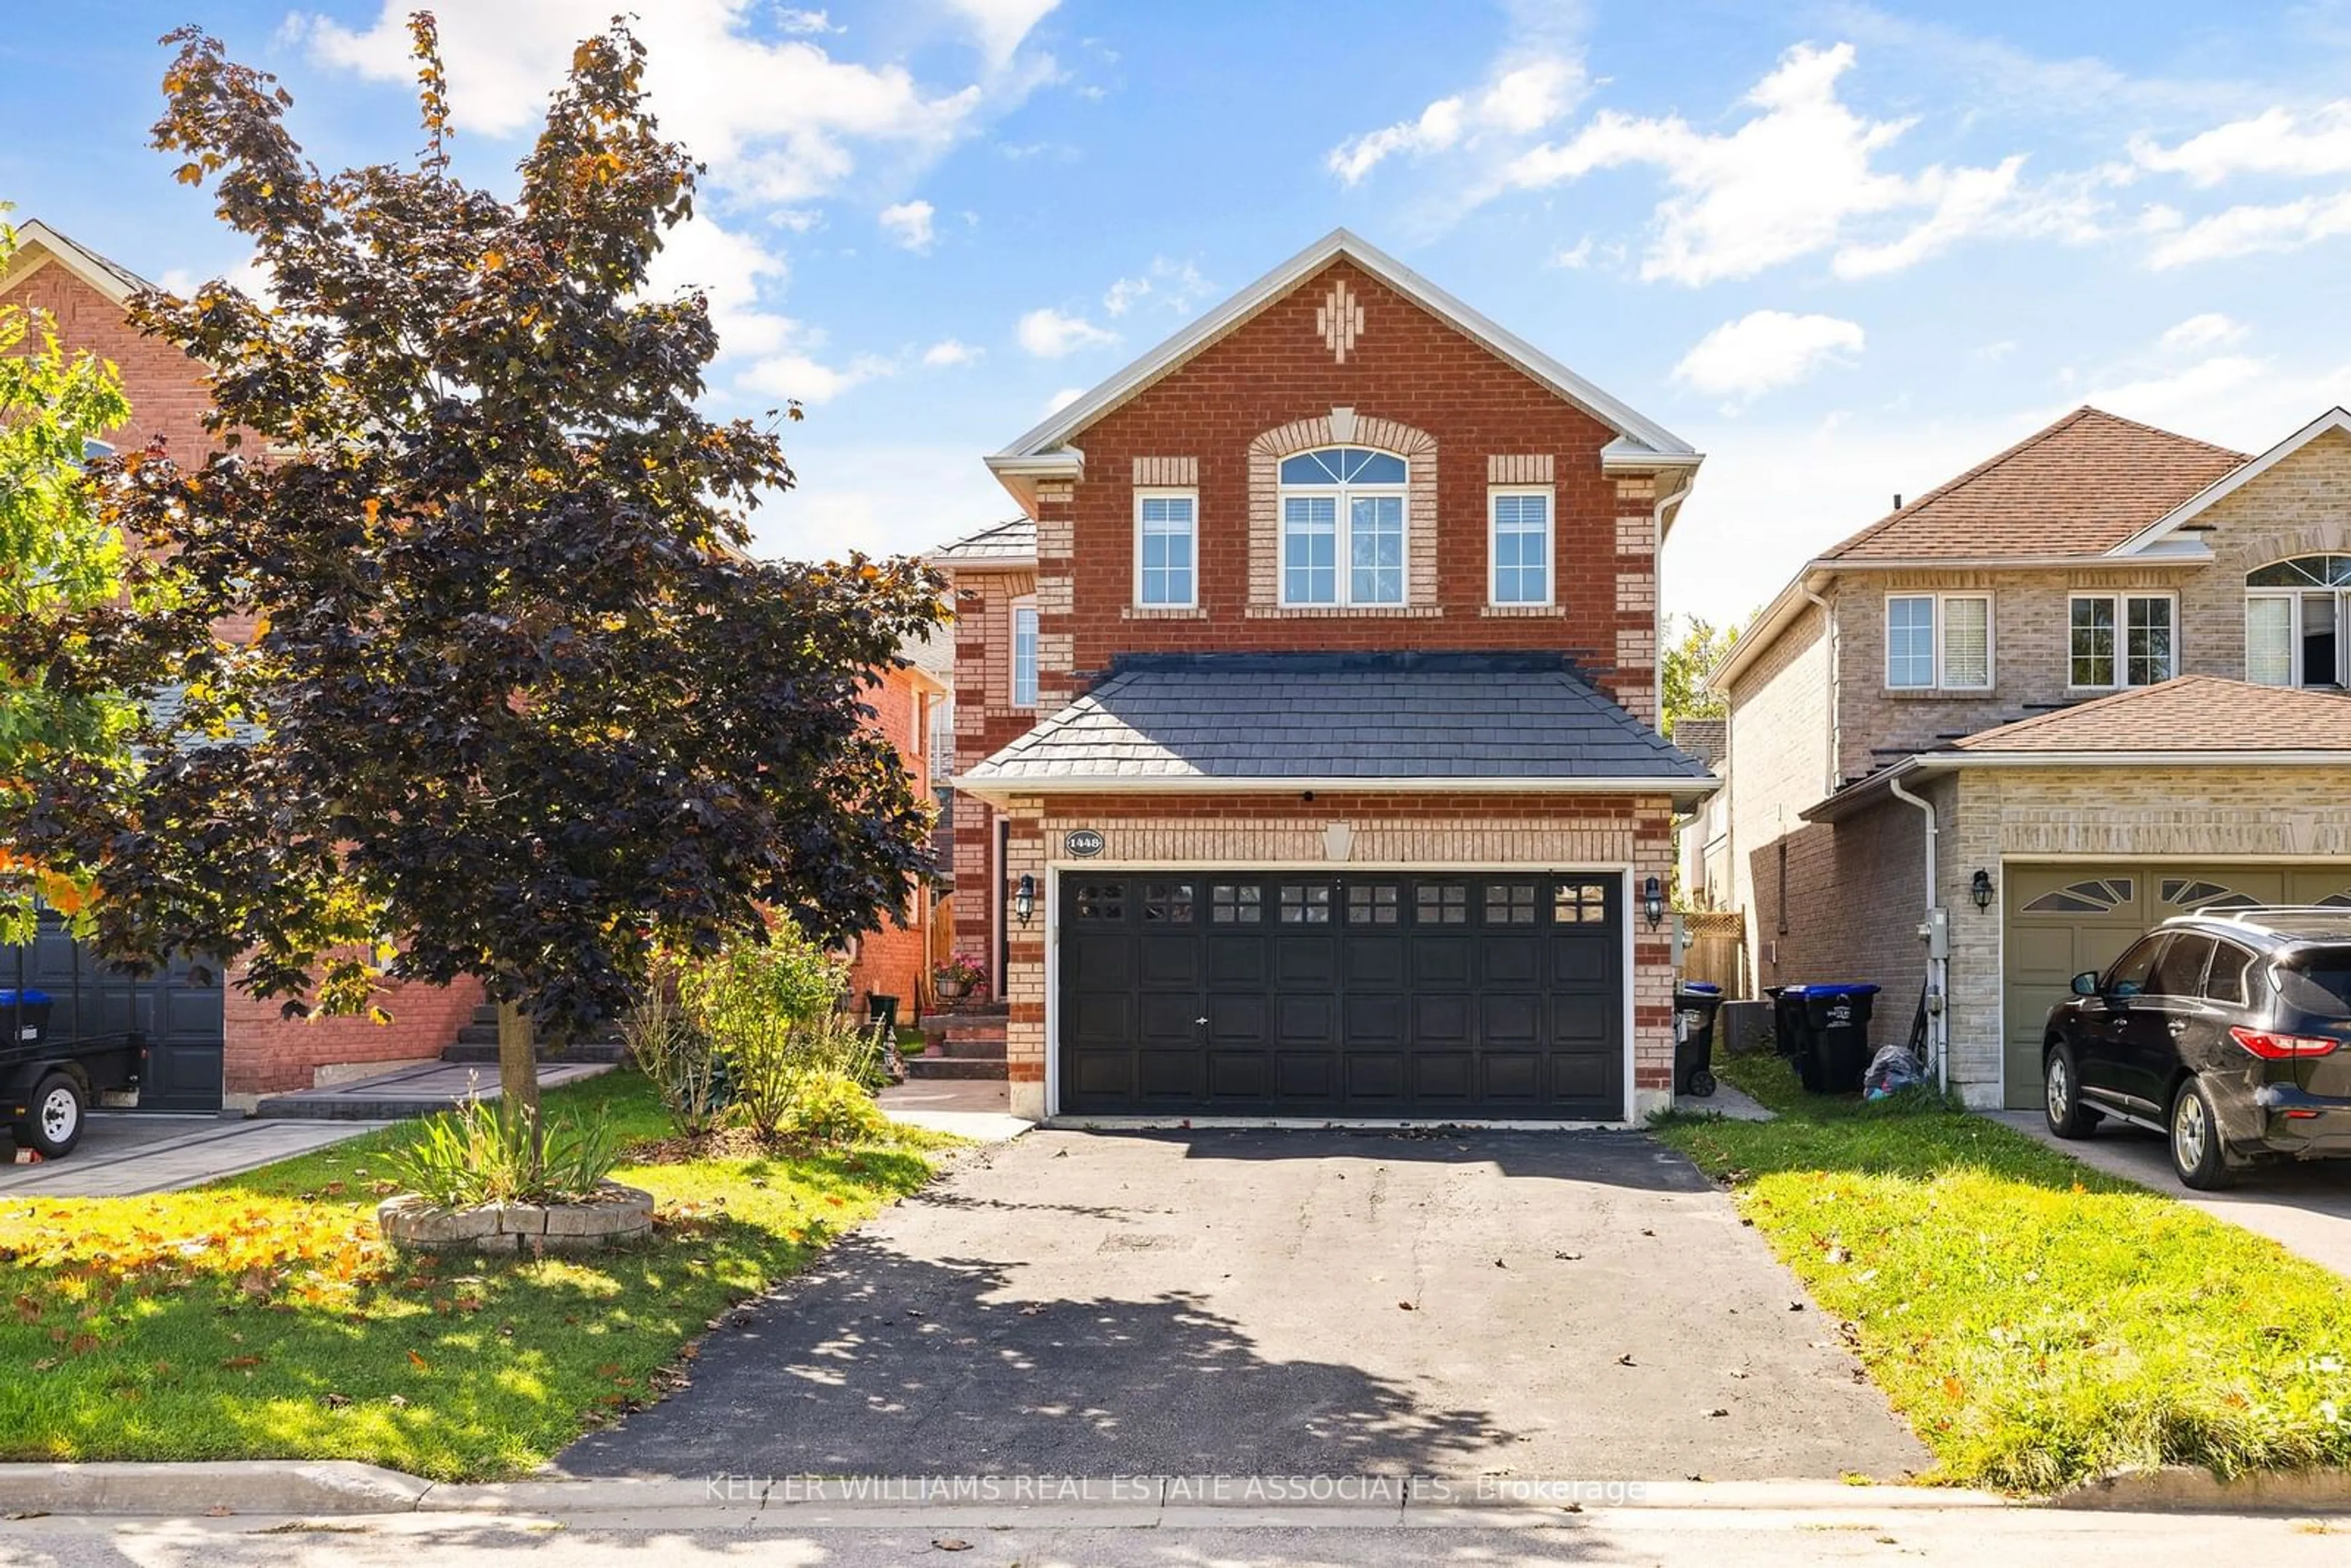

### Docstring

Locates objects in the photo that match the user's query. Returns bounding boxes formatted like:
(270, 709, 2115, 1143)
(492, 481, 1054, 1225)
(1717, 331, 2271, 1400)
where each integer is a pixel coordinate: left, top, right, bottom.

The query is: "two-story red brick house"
(936, 231, 1716, 1124)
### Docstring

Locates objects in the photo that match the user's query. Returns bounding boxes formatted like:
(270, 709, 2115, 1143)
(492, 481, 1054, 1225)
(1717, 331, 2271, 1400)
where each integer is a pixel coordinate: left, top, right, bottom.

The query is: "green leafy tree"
(28, 16, 945, 1155)
(0, 216, 155, 942)
(1662, 613, 1743, 740)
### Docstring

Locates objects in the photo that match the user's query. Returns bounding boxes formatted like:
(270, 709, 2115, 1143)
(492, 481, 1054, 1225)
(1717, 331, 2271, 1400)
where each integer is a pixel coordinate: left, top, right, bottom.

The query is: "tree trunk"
(497, 997, 542, 1176)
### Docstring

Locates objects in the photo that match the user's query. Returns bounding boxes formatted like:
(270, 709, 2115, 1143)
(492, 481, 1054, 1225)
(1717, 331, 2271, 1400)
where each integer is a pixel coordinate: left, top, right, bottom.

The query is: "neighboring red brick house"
(935, 230, 1715, 1123)
(839, 657, 949, 1024)
(1, 221, 481, 1109)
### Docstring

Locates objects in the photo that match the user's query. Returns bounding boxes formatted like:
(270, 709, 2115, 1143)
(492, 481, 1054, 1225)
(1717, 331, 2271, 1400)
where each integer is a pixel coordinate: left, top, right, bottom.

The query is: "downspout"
(1800, 581, 1839, 798)
(1886, 771, 1949, 1092)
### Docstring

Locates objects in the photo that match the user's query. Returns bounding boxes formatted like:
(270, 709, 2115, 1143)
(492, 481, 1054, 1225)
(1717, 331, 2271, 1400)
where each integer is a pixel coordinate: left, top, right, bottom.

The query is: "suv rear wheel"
(2044, 1041, 2101, 1139)
(2169, 1076, 2233, 1191)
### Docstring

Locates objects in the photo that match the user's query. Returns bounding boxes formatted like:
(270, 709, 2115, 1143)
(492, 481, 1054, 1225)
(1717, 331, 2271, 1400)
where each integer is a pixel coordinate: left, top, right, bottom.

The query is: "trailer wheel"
(18, 1071, 85, 1158)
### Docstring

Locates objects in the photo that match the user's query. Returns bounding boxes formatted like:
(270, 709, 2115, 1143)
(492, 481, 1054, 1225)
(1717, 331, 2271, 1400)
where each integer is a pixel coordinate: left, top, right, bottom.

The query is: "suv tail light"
(2230, 1026, 2343, 1059)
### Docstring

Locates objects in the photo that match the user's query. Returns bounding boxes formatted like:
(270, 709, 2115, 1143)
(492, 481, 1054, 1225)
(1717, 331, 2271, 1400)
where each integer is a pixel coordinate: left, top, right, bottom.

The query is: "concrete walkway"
(1992, 1109, 2351, 1278)
(253, 1059, 612, 1120)
(1674, 1081, 1774, 1122)
(877, 1076, 1032, 1142)
(0, 1114, 384, 1197)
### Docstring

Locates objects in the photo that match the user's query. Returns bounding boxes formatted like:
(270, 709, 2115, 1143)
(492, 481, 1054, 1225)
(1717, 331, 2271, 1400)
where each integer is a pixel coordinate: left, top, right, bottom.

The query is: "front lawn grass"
(1653, 1053, 2351, 1491)
(0, 1071, 948, 1480)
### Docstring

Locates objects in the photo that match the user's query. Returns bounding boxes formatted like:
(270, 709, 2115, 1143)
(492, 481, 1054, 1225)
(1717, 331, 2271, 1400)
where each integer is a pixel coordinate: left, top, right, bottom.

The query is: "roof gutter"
(951, 772, 1723, 808)
(982, 448, 1086, 514)
(1803, 748, 2351, 823)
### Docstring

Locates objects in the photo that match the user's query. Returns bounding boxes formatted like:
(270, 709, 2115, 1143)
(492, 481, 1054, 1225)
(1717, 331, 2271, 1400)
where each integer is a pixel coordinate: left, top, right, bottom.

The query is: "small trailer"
(2, 988, 145, 1159)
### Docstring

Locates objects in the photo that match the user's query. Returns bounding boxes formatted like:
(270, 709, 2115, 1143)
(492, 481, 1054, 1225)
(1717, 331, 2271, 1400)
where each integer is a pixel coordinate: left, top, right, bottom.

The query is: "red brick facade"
(840, 662, 945, 1022)
(942, 239, 1697, 1120)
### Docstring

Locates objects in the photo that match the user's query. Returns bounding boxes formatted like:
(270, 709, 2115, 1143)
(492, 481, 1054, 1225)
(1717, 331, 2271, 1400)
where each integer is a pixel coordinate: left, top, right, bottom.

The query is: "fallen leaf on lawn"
(406, 1349, 430, 1371)
(388, 1395, 410, 1409)
(221, 1355, 262, 1370)
(1943, 1376, 1963, 1402)
(324, 1392, 353, 1409)
(13, 1294, 38, 1324)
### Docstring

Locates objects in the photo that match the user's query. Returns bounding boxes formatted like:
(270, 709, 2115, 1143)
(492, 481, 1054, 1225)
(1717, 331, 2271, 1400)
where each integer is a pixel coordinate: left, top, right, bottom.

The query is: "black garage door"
(2, 915, 225, 1111)
(1059, 872, 1623, 1120)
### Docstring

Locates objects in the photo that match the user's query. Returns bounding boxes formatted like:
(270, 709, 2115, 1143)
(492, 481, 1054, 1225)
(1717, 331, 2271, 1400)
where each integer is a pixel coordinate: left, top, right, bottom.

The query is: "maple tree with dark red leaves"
(27, 13, 945, 1139)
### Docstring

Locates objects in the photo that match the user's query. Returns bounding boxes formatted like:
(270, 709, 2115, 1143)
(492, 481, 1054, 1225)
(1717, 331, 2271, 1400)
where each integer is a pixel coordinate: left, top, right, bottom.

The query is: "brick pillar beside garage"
(995, 791, 1681, 1122)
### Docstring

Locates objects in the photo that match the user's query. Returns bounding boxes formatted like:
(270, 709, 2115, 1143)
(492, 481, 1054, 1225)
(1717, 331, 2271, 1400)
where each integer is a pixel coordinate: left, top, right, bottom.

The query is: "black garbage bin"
(865, 993, 900, 1035)
(1, 988, 54, 1047)
(1764, 985, 1818, 1086)
(1674, 982, 1725, 1097)
(1801, 983, 1881, 1094)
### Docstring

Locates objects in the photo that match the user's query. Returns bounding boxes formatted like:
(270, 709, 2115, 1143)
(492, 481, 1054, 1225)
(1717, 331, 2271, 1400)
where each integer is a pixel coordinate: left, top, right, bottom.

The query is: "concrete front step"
(902, 1056, 1009, 1081)
(440, 1041, 629, 1065)
(924, 1037, 1007, 1062)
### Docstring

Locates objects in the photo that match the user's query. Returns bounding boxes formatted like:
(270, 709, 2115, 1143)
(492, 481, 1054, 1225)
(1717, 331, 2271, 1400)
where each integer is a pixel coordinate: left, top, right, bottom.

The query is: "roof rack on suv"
(2206, 906, 2351, 921)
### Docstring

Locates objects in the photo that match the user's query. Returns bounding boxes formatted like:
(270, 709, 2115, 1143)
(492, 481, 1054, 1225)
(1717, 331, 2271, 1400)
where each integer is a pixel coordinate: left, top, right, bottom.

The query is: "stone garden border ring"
(377, 1180, 655, 1255)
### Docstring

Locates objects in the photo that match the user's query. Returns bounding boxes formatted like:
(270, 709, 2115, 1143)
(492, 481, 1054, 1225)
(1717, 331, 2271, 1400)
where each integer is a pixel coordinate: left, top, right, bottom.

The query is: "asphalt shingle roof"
(928, 517, 1036, 565)
(1945, 676, 2351, 753)
(1821, 407, 2248, 561)
(961, 653, 1714, 784)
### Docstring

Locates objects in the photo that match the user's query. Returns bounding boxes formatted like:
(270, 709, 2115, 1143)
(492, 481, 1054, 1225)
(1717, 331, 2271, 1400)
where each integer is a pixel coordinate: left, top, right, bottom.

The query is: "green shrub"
(621, 977, 725, 1138)
(784, 1069, 890, 1146)
(674, 928, 870, 1139)
(391, 1093, 621, 1207)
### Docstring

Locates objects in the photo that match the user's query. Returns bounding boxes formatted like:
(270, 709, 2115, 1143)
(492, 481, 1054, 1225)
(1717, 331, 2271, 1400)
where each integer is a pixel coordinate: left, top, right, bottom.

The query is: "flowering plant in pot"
(933, 951, 988, 1002)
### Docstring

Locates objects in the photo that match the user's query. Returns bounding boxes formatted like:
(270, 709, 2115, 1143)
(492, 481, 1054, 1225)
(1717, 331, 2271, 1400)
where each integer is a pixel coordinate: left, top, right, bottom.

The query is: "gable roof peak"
(1, 219, 154, 306)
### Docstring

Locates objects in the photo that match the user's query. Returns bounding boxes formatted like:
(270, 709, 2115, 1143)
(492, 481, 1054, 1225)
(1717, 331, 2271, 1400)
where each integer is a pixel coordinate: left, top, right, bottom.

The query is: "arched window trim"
(2246, 554, 2351, 689)
(1277, 445, 1409, 607)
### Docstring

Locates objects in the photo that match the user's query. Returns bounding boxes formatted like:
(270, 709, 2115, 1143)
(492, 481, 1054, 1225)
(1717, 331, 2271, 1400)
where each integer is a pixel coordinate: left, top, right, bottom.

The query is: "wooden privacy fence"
(1680, 909, 1747, 994)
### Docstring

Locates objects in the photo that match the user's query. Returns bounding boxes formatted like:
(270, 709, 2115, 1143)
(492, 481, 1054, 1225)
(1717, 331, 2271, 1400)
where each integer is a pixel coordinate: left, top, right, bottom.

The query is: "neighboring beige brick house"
(1714, 405, 2351, 1109)
(934, 230, 1717, 1124)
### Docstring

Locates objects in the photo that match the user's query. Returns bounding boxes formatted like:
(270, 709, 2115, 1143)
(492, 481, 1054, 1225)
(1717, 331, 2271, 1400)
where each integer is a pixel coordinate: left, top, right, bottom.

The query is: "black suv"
(2042, 907, 2351, 1189)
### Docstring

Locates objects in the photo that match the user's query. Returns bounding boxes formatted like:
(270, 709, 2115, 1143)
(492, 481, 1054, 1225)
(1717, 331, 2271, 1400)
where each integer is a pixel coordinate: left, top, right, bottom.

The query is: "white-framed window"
(2069, 592, 2175, 689)
(1010, 597, 1038, 709)
(1488, 487, 1553, 606)
(1884, 593, 1992, 690)
(1134, 489, 1197, 608)
(2246, 555, 2351, 689)
(1278, 446, 1407, 606)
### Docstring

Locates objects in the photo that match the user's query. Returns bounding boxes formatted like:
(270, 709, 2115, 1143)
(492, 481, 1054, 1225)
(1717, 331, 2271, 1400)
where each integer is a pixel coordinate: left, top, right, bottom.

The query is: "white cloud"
(922, 338, 983, 367)
(290, 2, 998, 204)
(2074, 353, 2269, 427)
(641, 213, 792, 357)
(2145, 190, 2351, 268)
(1502, 42, 2067, 285)
(1017, 306, 1119, 358)
(1043, 386, 1084, 415)
(879, 198, 936, 252)
(735, 320, 894, 405)
(1973, 339, 2017, 363)
(940, 0, 1061, 69)
(1672, 310, 1865, 403)
(754, 438, 1014, 563)
(776, 8, 841, 34)
(2133, 103, 2351, 186)
(1328, 56, 1585, 184)
(1101, 256, 1216, 318)
(2159, 312, 2247, 352)
(1548, 237, 1594, 269)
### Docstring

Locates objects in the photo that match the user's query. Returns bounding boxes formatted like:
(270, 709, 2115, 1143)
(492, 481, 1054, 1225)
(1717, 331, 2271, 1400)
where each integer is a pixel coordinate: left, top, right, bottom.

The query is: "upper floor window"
(1885, 593, 1991, 690)
(1134, 490, 1197, 608)
(2069, 593, 2173, 689)
(1011, 598, 1038, 709)
(1279, 446, 1406, 606)
(2246, 555, 2351, 689)
(1489, 488, 1553, 606)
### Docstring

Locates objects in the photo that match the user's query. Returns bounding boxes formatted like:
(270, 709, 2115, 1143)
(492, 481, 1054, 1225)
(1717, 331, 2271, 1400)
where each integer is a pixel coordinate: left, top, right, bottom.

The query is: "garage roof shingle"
(1946, 675, 2351, 754)
(960, 653, 1714, 787)
(929, 517, 1036, 566)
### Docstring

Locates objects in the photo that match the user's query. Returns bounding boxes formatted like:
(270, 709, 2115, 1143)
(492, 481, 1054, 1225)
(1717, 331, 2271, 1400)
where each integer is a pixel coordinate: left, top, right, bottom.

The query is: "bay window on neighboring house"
(1488, 487, 1553, 606)
(1010, 597, 1038, 709)
(1278, 446, 1406, 606)
(1134, 490, 1198, 608)
(2069, 592, 2175, 689)
(2246, 555, 2351, 689)
(1884, 593, 1992, 691)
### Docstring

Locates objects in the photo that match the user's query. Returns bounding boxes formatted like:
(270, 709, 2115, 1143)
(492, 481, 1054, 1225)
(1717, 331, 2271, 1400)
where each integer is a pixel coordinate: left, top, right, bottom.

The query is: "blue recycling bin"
(1, 988, 55, 1047)
(1798, 983, 1881, 1094)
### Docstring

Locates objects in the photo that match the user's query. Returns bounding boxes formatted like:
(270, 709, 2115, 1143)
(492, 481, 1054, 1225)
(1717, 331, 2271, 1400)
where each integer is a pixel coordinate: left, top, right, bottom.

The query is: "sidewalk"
(0, 1114, 384, 1198)
(253, 1060, 613, 1120)
(877, 1077, 1032, 1141)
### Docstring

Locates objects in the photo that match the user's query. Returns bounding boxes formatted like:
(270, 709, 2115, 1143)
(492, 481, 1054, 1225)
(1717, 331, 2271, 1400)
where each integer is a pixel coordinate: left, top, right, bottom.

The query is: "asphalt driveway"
(560, 1128, 1927, 1482)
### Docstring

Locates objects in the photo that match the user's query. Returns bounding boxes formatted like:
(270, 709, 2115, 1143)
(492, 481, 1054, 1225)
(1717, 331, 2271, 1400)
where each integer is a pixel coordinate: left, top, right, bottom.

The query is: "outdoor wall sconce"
(1642, 875, 1665, 929)
(1014, 873, 1037, 926)
(1971, 869, 1995, 910)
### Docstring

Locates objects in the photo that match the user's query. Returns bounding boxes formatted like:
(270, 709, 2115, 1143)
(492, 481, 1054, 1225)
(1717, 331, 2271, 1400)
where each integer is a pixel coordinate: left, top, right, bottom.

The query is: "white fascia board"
(1804, 748, 2351, 822)
(952, 772, 1722, 806)
(990, 228, 1697, 464)
(2112, 407, 2349, 556)
(981, 448, 1084, 512)
(1705, 571, 1823, 694)
(1600, 440, 1704, 473)
(1824, 550, 2213, 571)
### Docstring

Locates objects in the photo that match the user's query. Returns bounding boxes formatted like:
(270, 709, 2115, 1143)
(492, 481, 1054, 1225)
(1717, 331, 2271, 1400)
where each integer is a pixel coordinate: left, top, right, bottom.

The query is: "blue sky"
(9, 1, 2351, 628)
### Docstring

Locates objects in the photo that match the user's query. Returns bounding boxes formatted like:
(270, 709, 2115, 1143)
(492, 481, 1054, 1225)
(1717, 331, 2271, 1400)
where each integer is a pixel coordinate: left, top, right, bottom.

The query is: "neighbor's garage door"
(1, 915, 225, 1111)
(1058, 872, 1623, 1120)
(2002, 862, 2351, 1108)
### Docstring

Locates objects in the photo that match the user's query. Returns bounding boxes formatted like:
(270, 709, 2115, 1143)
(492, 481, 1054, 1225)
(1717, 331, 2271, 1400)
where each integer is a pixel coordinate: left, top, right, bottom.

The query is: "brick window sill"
(1244, 605, 1446, 619)
(1480, 604, 1568, 618)
(1121, 606, 1210, 620)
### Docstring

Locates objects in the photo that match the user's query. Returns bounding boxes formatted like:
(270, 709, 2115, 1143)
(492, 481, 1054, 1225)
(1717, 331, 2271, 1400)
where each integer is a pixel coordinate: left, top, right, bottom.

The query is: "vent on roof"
(1893, 493, 1902, 509)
